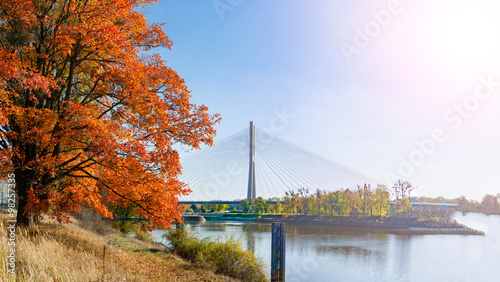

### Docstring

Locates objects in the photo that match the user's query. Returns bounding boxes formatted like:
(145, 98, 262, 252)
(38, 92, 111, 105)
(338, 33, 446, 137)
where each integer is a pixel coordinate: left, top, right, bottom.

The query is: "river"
(152, 213, 500, 281)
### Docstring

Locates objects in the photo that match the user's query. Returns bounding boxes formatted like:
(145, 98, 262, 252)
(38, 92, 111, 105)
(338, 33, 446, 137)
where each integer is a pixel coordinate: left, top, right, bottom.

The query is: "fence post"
(102, 245, 106, 280)
(271, 222, 285, 282)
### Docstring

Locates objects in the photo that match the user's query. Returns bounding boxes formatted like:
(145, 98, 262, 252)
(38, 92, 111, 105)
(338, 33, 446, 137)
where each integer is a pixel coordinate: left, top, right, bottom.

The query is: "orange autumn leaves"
(0, 0, 220, 228)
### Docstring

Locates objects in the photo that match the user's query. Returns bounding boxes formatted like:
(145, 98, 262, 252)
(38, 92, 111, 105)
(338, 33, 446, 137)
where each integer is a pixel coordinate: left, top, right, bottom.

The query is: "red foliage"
(0, 0, 220, 228)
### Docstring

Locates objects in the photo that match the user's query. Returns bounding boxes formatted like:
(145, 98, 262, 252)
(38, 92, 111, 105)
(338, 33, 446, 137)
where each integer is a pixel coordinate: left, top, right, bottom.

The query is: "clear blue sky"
(144, 0, 500, 201)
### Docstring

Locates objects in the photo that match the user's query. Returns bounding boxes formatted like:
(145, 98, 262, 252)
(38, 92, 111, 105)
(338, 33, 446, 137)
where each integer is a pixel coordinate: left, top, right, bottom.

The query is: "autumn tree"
(391, 180, 415, 216)
(345, 188, 362, 216)
(359, 184, 374, 216)
(316, 189, 328, 215)
(217, 204, 228, 212)
(283, 192, 301, 215)
(373, 185, 390, 216)
(307, 194, 319, 215)
(296, 187, 309, 215)
(284, 190, 302, 215)
(0, 0, 220, 227)
(479, 194, 500, 215)
(267, 197, 282, 214)
(456, 196, 477, 213)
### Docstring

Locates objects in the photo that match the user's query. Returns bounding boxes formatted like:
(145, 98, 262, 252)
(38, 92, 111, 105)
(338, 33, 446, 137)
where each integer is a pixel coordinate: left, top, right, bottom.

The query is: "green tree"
(326, 192, 336, 216)
(190, 204, 198, 213)
(240, 199, 254, 213)
(206, 204, 218, 212)
(110, 204, 137, 233)
(254, 197, 267, 214)
(316, 189, 328, 216)
(332, 190, 350, 216)
(308, 195, 319, 215)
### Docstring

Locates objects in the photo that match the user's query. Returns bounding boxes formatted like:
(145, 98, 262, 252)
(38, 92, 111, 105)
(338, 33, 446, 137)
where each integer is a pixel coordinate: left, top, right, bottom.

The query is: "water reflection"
(192, 221, 227, 232)
(316, 245, 383, 257)
(245, 224, 256, 254)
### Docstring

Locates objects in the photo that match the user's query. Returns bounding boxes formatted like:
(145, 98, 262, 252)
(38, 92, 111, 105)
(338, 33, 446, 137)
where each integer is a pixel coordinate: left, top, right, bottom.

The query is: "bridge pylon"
(247, 121, 256, 200)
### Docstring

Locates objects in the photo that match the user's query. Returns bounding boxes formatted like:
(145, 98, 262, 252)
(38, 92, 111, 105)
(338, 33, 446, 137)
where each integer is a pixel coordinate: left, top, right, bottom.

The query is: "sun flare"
(425, 1, 500, 72)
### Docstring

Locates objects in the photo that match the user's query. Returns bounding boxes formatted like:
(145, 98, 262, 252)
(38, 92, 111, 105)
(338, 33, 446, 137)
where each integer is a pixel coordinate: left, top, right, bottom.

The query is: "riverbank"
(0, 213, 237, 281)
(253, 214, 485, 235)
(165, 227, 268, 281)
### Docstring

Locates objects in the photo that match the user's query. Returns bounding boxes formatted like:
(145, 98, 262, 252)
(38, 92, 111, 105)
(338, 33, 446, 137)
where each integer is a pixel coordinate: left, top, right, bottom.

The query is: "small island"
(187, 181, 495, 236)
(254, 214, 484, 235)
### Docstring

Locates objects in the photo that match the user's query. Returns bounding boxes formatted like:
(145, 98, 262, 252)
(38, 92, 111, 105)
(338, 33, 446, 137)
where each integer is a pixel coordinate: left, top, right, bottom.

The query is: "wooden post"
(102, 245, 106, 280)
(271, 222, 285, 282)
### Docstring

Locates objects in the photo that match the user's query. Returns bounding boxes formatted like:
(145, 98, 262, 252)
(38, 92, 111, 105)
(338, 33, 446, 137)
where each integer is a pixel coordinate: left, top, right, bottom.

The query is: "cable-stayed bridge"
(178, 122, 382, 204)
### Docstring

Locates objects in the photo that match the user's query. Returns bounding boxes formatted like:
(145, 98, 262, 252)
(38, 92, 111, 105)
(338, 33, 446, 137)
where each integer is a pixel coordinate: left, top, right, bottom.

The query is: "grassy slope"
(0, 214, 237, 281)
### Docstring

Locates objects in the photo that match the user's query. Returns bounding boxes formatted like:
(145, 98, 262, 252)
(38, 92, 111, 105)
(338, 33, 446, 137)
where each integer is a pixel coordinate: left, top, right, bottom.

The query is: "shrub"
(77, 206, 114, 235)
(133, 229, 156, 244)
(164, 227, 211, 265)
(164, 228, 268, 281)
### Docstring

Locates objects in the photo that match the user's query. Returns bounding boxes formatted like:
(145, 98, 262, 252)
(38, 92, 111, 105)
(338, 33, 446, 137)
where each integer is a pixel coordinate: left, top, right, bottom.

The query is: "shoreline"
(250, 215, 485, 235)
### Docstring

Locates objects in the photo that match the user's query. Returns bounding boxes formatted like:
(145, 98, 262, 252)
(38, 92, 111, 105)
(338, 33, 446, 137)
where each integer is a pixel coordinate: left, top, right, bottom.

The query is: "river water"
(152, 213, 500, 281)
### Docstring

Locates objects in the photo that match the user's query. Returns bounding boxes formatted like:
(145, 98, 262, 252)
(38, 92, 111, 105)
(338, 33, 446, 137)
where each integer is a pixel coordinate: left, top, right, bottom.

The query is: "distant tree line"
(456, 194, 500, 215)
(407, 194, 500, 216)
(238, 184, 393, 217)
(186, 179, 500, 218)
(187, 204, 230, 213)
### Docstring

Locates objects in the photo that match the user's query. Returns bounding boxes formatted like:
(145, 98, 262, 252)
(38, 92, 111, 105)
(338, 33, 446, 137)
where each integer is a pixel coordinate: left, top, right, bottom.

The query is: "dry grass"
(0, 213, 238, 281)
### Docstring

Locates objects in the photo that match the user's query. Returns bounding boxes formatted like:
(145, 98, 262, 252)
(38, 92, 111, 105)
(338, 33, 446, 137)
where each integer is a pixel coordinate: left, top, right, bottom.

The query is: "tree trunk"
(15, 169, 33, 227)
